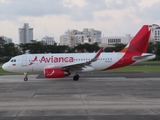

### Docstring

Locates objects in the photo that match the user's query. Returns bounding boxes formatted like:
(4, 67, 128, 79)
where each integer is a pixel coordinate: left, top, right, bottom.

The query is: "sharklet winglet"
(87, 48, 103, 63)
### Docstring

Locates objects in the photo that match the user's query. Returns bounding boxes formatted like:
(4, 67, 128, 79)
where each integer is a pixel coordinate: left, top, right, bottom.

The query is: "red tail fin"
(120, 25, 151, 53)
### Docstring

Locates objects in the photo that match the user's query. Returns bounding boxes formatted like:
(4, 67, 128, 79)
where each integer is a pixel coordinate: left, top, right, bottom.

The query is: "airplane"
(2, 25, 155, 81)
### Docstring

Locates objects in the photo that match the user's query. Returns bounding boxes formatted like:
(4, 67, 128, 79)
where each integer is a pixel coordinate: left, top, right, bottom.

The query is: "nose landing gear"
(24, 73, 28, 81)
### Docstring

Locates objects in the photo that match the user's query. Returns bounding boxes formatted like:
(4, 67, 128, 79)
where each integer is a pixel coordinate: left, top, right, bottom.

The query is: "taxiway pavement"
(0, 73, 160, 120)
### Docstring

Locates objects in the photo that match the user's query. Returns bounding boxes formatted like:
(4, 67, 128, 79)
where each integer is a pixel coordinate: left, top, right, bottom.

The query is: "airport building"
(100, 24, 160, 48)
(19, 23, 33, 44)
(42, 36, 56, 45)
(60, 28, 101, 47)
(150, 24, 160, 43)
(0, 35, 12, 44)
(100, 34, 133, 47)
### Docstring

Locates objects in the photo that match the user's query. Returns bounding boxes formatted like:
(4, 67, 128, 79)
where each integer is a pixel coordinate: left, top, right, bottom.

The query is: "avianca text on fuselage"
(40, 56, 74, 63)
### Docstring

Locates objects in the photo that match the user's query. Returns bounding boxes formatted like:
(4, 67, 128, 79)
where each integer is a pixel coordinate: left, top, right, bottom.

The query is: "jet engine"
(44, 68, 70, 78)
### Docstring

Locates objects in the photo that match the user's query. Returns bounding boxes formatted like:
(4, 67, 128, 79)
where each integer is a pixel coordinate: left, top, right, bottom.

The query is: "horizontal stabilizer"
(132, 54, 155, 61)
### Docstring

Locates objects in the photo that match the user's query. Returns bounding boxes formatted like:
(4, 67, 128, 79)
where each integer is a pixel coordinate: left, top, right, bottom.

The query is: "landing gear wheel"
(24, 77, 28, 81)
(73, 75, 79, 81)
(24, 72, 28, 81)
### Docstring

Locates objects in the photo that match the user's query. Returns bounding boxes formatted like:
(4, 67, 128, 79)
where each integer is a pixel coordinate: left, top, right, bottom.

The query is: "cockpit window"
(10, 59, 16, 62)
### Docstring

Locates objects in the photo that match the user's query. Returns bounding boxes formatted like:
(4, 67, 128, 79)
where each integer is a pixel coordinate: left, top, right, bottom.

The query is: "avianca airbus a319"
(2, 25, 156, 81)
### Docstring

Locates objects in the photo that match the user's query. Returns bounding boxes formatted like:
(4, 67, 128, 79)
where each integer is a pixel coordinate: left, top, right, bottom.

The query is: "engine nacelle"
(44, 68, 70, 78)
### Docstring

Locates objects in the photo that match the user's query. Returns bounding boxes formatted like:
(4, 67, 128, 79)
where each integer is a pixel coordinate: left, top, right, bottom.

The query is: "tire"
(24, 78, 28, 81)
(73, 75, 79, 81)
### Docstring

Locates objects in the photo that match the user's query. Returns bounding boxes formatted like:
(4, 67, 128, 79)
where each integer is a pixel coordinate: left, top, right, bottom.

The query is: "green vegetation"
(106, 66, 160, 72)
(143, 61, 160, 64)
(0, 68, 16, 74)
(0, 68, 43, 75)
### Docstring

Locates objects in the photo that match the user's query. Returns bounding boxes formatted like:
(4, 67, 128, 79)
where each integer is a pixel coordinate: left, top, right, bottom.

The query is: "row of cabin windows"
(74, 58, 112, 61)
(28, 58, 112, 62)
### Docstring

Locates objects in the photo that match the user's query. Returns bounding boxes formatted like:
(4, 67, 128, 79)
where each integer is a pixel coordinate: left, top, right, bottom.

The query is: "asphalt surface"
(0, 73, 160, 120)
(37, 72, 160, 79)
(131, 62, 160, 66)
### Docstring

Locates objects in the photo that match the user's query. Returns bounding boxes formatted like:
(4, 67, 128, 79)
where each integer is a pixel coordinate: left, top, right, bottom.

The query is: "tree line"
(0, 38, 159, 62)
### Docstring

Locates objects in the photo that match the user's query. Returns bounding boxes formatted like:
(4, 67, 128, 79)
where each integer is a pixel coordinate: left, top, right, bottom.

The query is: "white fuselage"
(2, 52, 155, 73)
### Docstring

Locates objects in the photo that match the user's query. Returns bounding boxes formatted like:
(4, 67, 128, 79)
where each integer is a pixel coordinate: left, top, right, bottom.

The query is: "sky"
(0, 0, 160, 44)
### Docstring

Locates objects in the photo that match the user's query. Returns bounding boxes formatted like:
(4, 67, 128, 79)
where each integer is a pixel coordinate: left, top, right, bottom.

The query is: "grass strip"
(105, 66, 160, 72)
(0, 68, 42, 75)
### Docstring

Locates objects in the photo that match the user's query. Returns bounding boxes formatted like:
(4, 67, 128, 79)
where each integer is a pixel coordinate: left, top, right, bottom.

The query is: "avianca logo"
(40, 56, 74, 63)
(47, 70, 55, 76)
(29, 56, 37, 66)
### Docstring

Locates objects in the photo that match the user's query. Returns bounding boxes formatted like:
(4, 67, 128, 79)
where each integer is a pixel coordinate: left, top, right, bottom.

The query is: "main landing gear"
(23, 72, 79, 81)
(24, 73, 28, 81)
(73, 74, 79, 81)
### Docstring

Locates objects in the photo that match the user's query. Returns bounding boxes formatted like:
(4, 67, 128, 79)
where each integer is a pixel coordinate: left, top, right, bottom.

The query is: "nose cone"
(2, 63, 9, 71)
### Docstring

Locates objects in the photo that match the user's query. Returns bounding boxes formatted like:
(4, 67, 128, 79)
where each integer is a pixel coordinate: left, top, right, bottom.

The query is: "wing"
(63, 48, 103, 71)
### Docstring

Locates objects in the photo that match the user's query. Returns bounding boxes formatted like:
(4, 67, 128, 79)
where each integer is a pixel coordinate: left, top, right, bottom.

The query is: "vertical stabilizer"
(120, 25, 151, 53)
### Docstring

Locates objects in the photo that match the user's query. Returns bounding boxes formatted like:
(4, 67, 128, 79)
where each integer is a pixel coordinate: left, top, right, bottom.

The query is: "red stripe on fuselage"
(104, 52, 141, 70)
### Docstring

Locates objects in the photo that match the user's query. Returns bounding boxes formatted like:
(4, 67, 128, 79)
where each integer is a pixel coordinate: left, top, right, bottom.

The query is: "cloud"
(105, 0, 139, 10)
(136, 1, 160, 22)
(97, 14, 113, 21)
(0, 0, 108, 21)
(0, 0, 70, 20)
(64, 0, 108, 21)
(0, 0, 140, 22)
(62, 0, 87, 7)
(0, 0, 160, 44)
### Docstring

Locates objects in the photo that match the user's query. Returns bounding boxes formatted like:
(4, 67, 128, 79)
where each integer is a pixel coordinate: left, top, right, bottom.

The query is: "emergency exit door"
(22, 56, 27, 66)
